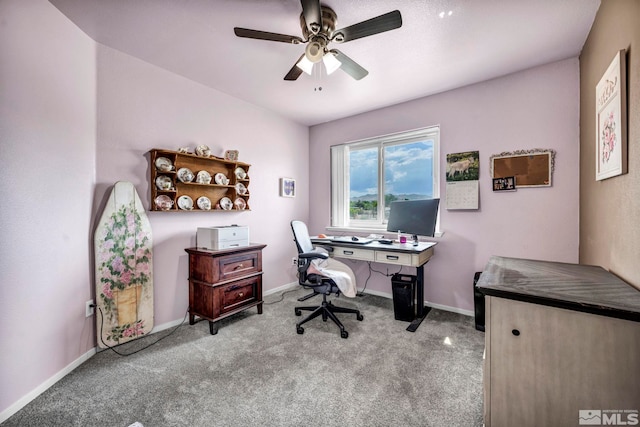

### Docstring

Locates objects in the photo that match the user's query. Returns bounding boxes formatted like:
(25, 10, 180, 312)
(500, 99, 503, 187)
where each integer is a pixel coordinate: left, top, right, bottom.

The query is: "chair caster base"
(340, 330, 348, 339)
(296, 326, 304, 335)
(357, 313, 364, 321)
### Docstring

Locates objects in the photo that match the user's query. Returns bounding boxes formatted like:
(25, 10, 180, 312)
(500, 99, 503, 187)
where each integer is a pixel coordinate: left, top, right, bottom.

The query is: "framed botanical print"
(595, 50, 627, 181)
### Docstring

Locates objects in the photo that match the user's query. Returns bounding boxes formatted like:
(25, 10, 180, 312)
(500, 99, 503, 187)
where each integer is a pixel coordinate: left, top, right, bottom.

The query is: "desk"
(311, 238, 437, 332)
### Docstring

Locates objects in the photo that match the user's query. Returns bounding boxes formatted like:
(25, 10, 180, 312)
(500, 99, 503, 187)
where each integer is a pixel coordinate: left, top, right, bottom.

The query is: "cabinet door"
(215, 275, 262, 317)
(487, 297, 640, 427)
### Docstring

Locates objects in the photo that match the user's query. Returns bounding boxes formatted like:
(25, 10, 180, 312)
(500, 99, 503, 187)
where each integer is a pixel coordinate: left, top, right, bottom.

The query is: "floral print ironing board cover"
(94, 181, 154, 348)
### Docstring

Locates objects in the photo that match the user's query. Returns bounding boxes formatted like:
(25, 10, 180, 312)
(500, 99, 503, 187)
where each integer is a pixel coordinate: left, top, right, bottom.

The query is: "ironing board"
(94, 181, 154, 347)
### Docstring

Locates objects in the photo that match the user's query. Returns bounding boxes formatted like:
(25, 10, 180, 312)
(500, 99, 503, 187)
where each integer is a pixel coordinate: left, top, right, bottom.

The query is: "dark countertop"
(477, 256, 640, 322)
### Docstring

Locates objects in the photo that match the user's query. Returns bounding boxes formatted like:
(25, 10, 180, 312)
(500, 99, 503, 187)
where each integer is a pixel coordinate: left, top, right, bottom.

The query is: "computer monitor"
(387, 199, 440, 243)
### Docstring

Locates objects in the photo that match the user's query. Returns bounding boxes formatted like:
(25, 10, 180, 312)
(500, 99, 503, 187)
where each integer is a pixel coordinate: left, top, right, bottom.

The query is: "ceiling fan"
(233, 0, 402, 81)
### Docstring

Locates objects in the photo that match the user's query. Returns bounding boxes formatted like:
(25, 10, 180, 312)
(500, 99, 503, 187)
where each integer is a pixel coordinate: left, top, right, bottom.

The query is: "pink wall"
(0, 0, 96, 417)
(309, 58, 581, 312)
(0, 0, 581, 418)
(95, 45, 309, 326)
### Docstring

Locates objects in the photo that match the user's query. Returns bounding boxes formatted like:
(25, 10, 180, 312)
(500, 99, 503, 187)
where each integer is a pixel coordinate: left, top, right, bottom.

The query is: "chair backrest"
(291, 220, 314, 254)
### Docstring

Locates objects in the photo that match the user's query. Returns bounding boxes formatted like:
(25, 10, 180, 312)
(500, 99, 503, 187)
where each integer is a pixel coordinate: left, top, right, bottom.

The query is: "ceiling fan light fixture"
(323, 52, 342, 75)
(296, 55, 315, 75)
(305, 41, 324, 63)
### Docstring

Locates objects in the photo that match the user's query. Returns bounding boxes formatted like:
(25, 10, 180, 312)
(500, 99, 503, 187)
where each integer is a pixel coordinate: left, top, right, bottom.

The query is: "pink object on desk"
(399, 236, 407, 244)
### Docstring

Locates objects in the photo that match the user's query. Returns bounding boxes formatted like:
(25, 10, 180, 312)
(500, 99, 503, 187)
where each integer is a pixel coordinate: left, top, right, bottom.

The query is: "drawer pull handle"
(512, 329, 520, 336)
(238, 292, 244, 297)
(234, 264, 244, 269)
(344, 251, 354, 255)
(386, 255, 399, 260)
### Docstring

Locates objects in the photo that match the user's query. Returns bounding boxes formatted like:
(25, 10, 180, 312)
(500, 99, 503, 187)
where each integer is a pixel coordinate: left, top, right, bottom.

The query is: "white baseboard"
(359, 288, 474, 317)
(0, 347, 96, 424)
(271, 284, 474, 317)
(1, 311, 192, 423)
(1, 283, 472, 423)
(264, 281, 298, 296)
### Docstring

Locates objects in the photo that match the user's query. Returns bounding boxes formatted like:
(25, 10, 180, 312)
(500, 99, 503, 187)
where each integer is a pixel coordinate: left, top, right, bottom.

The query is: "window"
(331, 126, 440, 230)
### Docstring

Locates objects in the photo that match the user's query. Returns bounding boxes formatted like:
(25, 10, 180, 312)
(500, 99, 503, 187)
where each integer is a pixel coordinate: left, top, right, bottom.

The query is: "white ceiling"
(49, 0, 600, 126)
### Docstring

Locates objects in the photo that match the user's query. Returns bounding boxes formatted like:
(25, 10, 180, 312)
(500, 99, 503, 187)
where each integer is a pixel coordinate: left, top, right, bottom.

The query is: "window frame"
(330, 126, 440, 233)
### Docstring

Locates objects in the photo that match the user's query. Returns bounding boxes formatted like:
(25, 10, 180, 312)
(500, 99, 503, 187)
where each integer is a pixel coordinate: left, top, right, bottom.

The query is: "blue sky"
(349, 141, 434, 199)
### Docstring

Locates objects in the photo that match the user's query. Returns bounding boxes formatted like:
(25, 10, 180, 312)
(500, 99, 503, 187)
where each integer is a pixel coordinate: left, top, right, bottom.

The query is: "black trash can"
(473, 271, 485, 332)
(391, 274, 416, 322)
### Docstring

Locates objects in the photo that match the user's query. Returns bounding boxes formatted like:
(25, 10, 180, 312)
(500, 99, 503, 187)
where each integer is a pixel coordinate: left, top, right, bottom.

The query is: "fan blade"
(331, 49, 369, 80)
(284, 54, 306, 81)
(234, 27, 304, 44)
(301, 0, 322, 34)
(332, 10, 402, 43)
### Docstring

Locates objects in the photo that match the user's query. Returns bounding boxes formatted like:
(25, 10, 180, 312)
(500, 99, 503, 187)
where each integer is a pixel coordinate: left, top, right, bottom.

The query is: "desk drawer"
(218, 251, 260, 282)
(375, 250, 413, 266)
(332, 247, 375, 261)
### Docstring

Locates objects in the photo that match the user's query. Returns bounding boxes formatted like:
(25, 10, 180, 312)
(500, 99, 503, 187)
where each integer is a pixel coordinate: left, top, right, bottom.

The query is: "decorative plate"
(196, 170, 212, 184)
(219, 197, 233, 210)
(155, 157, 174, 172)
(234, 197, 247, 210)
(234, 167, 247, 180)
(177, 167, 194, 183)
(235, 182, 248, 195)
(197, 196, 211, 210)
(214, 172, 229, 185)
(155, 175, 173, 191)
(195, 145, 211, 157)
(178, 195, 194, 210)
(154, 195, 173, 211)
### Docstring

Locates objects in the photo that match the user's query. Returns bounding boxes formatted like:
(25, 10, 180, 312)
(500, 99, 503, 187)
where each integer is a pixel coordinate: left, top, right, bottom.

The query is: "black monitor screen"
(386, 199, 440, 238)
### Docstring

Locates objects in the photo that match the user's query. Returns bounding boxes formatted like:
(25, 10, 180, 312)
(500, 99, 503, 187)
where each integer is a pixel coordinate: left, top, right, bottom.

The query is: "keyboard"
(329, 236, 374, 245)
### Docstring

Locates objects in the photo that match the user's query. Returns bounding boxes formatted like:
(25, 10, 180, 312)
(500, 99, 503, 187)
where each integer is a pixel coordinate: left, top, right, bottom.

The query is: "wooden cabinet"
(149, 149, 251, 212)
(185, 244, 266, 335)
(478, 257, 640, 427)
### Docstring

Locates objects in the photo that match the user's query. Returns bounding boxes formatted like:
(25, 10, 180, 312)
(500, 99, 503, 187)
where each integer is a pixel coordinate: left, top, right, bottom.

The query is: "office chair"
(290, 220, 363, 338)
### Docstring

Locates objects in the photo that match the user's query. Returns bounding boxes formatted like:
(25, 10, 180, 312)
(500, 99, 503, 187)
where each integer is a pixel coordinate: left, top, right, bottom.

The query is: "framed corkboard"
(490, 149, 555, 188)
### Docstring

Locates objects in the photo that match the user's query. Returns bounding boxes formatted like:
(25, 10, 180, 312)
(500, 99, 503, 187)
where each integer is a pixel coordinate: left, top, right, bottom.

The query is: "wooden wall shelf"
(149, 149, 251, 212)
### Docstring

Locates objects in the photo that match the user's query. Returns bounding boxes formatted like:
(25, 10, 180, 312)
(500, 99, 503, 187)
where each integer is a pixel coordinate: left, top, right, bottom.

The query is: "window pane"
(383, 141, 434, 220)
(349, 147, 378, 220)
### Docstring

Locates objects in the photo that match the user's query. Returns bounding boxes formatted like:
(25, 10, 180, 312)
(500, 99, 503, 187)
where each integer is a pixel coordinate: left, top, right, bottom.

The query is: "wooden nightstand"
(185, 244, 266, 335)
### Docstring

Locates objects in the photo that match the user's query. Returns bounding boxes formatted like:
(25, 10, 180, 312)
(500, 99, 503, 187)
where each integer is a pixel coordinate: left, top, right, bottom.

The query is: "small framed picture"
(280, 178, 296, 198)
(493, 176, 516, 192)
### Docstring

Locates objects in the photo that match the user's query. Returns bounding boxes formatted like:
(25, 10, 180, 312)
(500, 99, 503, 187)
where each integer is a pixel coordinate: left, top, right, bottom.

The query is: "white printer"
(197, 225, 249, 250)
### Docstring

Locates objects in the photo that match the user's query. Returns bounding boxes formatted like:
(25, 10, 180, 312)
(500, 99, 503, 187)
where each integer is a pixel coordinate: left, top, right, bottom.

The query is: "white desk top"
(311, 237, 436, 254)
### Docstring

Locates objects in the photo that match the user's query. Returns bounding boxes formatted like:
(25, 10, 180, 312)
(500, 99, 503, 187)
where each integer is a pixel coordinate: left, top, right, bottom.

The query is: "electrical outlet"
(85, 299, 95, 317)
(292, 257, 298, 266)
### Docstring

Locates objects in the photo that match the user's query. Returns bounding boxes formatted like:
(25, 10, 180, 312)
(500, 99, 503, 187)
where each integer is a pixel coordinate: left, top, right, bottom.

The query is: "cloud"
(350, 140, 434, 198)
